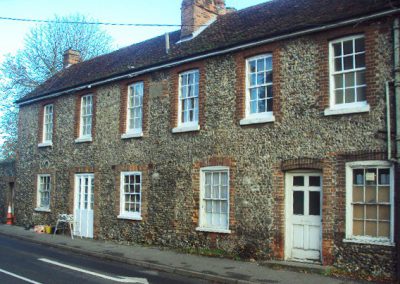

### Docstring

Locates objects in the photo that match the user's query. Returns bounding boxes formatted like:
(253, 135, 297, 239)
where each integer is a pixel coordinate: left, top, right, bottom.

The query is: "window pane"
(378, 222, 390, 238)
(206, 201, 212, 213)
(205, 184, 211, 198)
(250, 100, 257, 114)
(258, 87, 265, 99)
(309, 176, 321, 187)
(365, 168, 377, 185)
(257, 59, 264, 71)
(378, 186, 390, 203)
(266, 71, 273, 83)
(220, 186, 228, 199)
(257, 72, 265, 85)
(343, 56, 353, 70)
(378, 169, 390, 185)
(366, 205, 377, 219)
(334, 74, 343, 89)
(353, 186, 364, 202)
(267, 98, 273, 112)
(333, 43, 341, 56)
(353, 205, 364, 219)
(356, 87, 366, 102)
(309, 191, 320, 216)
(334, 58, 342, 72)
(249, 60, 256, 73)
(293, 176, 304, 186)
(355, 38, 365, 53)
(345, 73, 355, 87)
(266, 85, 273, 98)
(353, 220, 364, 235)
(343, 40, 353, 55)
(335, 90, 343, 104)
(355, 54, 365, 68)
(265, 56, 272, 70)
(379, 205, 390, 221)
(293, 191, 304, 215)
(258, 99, 266, 113)
(250, 88, 257, 100)
(345, 88, 355, 103)
(221, 201, 228, 213)
(365, 186, 376, 203)
(365, 221, 377, 237)
(353, 169, 364, 185)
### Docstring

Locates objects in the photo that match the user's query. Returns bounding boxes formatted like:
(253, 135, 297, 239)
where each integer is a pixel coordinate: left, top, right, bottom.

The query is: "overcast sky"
(0, 0, 267, 63)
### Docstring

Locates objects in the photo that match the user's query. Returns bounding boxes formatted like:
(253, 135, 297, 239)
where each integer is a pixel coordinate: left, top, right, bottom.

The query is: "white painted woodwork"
(285, 172, 322, 262)
(74, 174, 94, 238)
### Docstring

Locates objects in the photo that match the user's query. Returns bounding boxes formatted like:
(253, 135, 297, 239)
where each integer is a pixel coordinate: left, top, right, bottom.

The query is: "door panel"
(286, 173, 322, 262)
(74, 174, 94, 238)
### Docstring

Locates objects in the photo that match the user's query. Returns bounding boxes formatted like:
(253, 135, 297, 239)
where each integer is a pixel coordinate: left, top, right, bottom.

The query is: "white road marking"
(38, 258, 149, 283)
(0, 268, 42, 284)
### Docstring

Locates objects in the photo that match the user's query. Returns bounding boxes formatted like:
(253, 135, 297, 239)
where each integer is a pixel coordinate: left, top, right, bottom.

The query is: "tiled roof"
(18, 0, 398, 104)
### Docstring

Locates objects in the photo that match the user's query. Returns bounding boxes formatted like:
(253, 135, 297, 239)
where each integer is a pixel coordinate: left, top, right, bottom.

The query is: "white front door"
(74, 174, 94, 238)
(285, 173, 322, 262)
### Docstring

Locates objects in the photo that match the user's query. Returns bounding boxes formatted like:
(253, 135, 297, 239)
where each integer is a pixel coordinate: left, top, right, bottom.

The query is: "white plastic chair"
(54, 214, 80, 239)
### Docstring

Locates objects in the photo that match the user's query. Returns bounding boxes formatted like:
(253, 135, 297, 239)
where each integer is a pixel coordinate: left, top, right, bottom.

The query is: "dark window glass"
(353, 169, 364, 185)
(309, 191, 321, 216)
(293, 176, 304, 186)
(378, 169, 390, 185)
(293, 191, 304, 215)
(309, 176, 321, 187)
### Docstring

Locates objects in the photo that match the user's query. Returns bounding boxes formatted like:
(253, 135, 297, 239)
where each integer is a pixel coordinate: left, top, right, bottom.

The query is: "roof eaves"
(16, 6, 400, 107)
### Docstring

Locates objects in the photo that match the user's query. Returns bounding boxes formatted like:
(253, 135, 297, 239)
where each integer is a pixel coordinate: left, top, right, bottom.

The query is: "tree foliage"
(0, 14, 114, 159)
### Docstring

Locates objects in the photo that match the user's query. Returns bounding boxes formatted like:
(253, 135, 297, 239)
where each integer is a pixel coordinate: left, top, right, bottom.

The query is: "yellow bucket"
(44, 225, 52, 234)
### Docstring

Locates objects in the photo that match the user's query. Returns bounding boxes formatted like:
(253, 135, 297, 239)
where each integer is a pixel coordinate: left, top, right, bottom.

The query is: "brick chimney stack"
(181, 0, 226, 39)
(63, 49, 81, 68)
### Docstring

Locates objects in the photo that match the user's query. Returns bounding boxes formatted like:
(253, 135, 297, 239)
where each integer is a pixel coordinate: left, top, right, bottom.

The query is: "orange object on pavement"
(6, 204, 13, 225)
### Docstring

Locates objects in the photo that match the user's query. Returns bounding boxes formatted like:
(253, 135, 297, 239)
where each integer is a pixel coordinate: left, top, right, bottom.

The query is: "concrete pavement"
(0, 225, 359, 283)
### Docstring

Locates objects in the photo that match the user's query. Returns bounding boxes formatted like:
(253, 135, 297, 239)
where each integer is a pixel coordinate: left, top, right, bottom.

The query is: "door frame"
(284, 171, 322, 262)
(74, 173, 94, 238)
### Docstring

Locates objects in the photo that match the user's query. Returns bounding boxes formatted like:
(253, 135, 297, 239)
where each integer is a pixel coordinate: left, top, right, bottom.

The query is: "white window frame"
(76, 94, 93, 142)
(172, 69, 200, 133)
(122, 82, 144, 139)
(240, 54, 275, 125)
(196, 166, 231, 233)
(345, 161, 394, 246)
(325, 35, 370, 116)
(36, 174, 51, 212)
(39, 104, 53, 147)
(118, 171, 142, 220)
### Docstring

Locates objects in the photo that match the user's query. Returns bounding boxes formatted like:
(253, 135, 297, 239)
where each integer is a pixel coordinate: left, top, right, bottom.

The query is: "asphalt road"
(0, 234, 208, 284)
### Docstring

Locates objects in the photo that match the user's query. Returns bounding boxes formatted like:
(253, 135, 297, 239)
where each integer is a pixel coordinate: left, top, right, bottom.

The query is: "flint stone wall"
(16, 19, 397, 280)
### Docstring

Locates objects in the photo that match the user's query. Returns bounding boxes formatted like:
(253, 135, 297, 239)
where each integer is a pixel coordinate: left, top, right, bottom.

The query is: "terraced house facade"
(14, 0, 400, 281)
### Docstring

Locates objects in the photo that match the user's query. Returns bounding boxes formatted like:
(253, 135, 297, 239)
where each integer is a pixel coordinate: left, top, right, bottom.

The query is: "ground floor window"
(119, 172, 142, 220)
(197, 167, 230, 233)
(36, 174, 51, 211)
(346, 161, 393, 244)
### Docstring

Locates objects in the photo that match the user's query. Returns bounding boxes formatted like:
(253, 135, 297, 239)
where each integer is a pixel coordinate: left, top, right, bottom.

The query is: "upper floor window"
(173, 70, 200, 133)
(345, 161, 393, 245)
(41, 104, 53, 145)
(196, 167, 230, 233)
(125, 82, 143, 137)
(240, 54, 275, 125)
(325, 35, 369, 116)
(79, 94, 93, 139)
(119, 172, 142, 220)
(36, 174, 51, 211)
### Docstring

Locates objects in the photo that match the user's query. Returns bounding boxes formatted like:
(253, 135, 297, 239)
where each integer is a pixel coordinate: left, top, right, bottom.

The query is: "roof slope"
(18, 0, 398, 103)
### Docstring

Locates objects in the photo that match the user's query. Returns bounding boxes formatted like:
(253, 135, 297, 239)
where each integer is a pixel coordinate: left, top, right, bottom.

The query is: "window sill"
(196, 227, 231, 234)
(35, 208, 51, 213)
(38, 142, 52, 148)
(324, 104, 370, 116)
(172, 124, 200, 133)
(240, 115, 275, 125)
(75, 137, 92, 143)
(121, 132, 143, 139)
(343, 238, 394, 247)
(117, 215, 142, 221)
